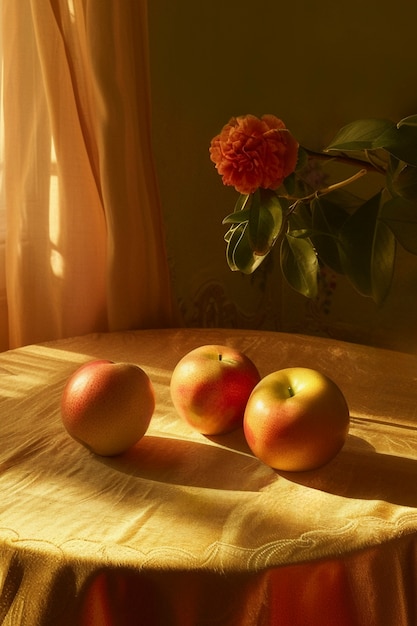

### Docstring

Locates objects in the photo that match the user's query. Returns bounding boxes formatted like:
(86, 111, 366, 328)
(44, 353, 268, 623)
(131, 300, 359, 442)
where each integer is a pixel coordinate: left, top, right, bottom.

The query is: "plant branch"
(304, 148, 387, 174)
(315, 168, 368, 198)
(285, 168, 368, 205)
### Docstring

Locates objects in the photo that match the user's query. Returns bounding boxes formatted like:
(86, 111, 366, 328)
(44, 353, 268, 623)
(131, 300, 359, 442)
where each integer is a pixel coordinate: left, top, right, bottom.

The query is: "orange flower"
(209, 114, 299, 195)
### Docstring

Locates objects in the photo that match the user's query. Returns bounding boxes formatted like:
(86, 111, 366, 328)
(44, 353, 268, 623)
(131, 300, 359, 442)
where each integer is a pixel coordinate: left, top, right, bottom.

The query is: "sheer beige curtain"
(0, 0, 176, 350)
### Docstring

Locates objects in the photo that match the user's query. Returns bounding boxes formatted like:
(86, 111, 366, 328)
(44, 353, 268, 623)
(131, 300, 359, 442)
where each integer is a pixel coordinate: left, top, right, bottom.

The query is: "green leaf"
(222, 194, 251, 224)
(248, 189, 284, 255)
(386, 155, 402, 195)
(339, 192, 395, 303)
(338, 194, 379, 297)
(234, 194, 250, 212)
(379, 196, 417, 254)
(326, 119, 395, 152)
(371, 220, 396, 305)
(373, 124, 417, 166)
(289, 228, 314, 238)
(280, 232, 318, 298)
(391, 165, 417, 201)
(326, 116, 417, 165)
(224, 223, 265, 274)
(397, 114, 417, 128)
(248, 193, 273, 254)
(222, 208, 251, 224)
(223, 189, 285, 273)
(311, 194, 351, 274)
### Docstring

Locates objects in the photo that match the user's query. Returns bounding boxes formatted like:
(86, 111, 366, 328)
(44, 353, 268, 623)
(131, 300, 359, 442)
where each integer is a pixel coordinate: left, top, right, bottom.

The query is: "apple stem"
(218, 354, 222, 361)
(288, 386, 295, 398)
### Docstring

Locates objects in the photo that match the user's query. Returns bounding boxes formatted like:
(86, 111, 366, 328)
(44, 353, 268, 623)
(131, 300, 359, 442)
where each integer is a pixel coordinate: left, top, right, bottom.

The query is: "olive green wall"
(148, 1, 417, 352)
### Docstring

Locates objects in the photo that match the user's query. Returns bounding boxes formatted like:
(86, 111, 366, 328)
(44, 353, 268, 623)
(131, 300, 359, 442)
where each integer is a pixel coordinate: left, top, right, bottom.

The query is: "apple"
(61, 359, 155, 456)
(170, 345, 261, 435)
(243, 367, 350, 471)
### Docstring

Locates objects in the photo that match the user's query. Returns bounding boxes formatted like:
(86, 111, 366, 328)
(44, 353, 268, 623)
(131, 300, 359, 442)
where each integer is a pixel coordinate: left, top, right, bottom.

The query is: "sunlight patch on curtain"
(48, 137, 64, 279)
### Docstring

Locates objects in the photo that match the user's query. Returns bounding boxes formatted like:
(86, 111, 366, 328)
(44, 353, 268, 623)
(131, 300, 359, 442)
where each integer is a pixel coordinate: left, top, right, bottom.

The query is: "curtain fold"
(1, 0, 176, 349)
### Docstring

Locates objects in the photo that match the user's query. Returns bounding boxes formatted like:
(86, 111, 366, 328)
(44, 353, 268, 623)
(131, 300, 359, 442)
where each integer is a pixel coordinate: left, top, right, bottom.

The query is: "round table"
(0, 328, 416, 625)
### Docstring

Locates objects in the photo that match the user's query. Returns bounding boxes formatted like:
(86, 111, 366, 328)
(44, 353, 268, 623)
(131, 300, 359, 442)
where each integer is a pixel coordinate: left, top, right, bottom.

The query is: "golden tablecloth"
(0, 328, 416, 625)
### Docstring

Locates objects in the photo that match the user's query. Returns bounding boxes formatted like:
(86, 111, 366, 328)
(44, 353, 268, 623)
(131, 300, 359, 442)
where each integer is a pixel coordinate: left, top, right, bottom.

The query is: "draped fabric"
(0, 0, 176, 349)
(0, 328, 416, 624)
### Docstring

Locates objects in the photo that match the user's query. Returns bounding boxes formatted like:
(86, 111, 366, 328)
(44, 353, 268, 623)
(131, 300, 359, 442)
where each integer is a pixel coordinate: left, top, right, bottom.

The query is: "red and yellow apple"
(170, 345, 261, 435)
(243, 367, 350, 471)
(61, 359, 155, 456)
